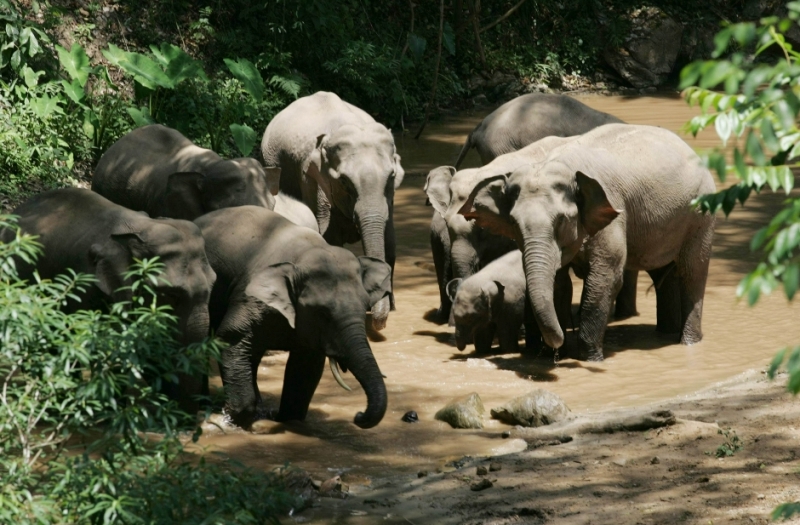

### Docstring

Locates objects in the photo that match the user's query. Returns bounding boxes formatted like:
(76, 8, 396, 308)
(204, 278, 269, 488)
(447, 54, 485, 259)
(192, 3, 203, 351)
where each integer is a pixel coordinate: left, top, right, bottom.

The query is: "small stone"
(417, 471, 428, 478)
(650, 456, 660, 465)
(612, 458, 627, 467)
(501, 431, 511, 438)
(476, 466, 488, 476)
(757, 494, 766, 500)
(697, 476, 710, 483)
(489, 462, 502, 472)
(401, 411, 419, 423)
(311, 479, 322, 490)
(470, 478, 493, 491)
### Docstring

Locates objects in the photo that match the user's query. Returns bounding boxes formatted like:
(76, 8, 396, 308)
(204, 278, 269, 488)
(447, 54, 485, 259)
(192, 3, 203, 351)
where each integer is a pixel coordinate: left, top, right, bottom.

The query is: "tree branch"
(479, 0, 529, 33)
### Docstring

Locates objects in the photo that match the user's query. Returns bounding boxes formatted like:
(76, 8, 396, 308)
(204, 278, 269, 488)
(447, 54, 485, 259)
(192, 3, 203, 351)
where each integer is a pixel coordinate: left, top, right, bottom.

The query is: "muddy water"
(196, 93, 800, 481)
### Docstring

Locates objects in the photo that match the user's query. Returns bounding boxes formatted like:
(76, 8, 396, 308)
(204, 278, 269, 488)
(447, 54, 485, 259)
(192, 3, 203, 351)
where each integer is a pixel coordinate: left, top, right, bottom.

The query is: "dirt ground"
(297, 369, 800, 525)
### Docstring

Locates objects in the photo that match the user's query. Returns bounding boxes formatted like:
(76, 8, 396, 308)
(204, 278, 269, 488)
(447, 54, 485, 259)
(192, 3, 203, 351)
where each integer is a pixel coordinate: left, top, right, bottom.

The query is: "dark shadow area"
(412, 329, 454, 345)
(422, 307, 449, 325)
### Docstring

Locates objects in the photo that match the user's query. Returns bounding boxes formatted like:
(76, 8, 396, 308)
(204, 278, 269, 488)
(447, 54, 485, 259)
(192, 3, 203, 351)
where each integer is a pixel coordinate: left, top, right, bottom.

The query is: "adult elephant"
(3, 188, 217, 411)
(195, 206, 391, 429)
(454, 93, 622, 168)
(460, 124, 716, 361)
(92, 124, 278, 220)
(261, 91, 404, 331)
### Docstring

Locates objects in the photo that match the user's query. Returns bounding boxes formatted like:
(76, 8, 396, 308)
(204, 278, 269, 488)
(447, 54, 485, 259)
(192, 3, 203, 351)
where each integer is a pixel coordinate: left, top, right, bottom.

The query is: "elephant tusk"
(329, 358, 352, 391)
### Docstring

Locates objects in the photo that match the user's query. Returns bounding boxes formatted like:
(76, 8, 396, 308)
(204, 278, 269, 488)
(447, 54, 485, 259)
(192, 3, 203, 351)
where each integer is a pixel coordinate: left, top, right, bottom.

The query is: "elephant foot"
(370, 296, 391, 331)
(613, 304, 639, 320)
(423, 306, 450, 325)
(577, 346, 605, 362)
(680, 331, 703, 346)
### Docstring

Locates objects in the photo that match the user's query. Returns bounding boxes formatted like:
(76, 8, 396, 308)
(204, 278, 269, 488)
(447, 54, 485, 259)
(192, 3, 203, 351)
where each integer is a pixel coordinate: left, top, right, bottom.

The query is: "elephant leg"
(677, 220, 715, 345)
(647, 262, 681, 334)
(578, 263, 623, 362)
(276, 348, 326, 423)
(496, 321, 521, 354)
(614, 269, 639, 319)
(473, 324, 495, 354)
(430, 219, 452, 324)
(554, 266, 574, 334)
(219, 335, 261, 427)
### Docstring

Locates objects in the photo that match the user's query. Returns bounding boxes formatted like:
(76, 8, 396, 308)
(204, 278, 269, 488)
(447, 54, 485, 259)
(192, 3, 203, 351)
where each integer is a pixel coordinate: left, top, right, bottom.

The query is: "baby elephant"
(450, 250, 526, 354)
(195, 206, 391, 429)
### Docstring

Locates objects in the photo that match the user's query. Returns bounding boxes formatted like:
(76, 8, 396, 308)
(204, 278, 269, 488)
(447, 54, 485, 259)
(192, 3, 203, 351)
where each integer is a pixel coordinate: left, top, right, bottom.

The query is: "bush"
(0, 216, 299, 524)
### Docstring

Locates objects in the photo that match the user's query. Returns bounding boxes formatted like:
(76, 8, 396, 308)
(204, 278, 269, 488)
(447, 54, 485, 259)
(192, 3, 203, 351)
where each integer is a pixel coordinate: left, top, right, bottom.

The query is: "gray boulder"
(490, 389, 571, 427)
(435, 392, 485, 429)
(603, 7, 683, 88)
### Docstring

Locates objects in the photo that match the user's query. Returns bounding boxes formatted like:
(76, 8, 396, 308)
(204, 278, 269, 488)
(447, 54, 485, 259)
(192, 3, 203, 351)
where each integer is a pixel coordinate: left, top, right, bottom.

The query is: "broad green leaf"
(715, 112, 733, 146)
(229, 123, 257, 156)
(60, 78, 85, 103)
(733, 147, 747, 178)
(82, 112, 96, 140)
(760, 118, 780, 153)
(407, 32, 427, 63)
(10, 48, 19, 69)
(746, 130, 766, 166)
(224, 58, 263, 102)
(768, 348, 788, 379)
(26, 30, 40, 56)
(784, 264, 800, 300)
(443, 22, 455, 56)
(126, 106, 155, 128)
(150, 43, 207, 85)
(30, 94, 59, 118)
(103, 44, 172, 90)
(712, 27, 731, 57)
(22, 65, 42, 88)
(57, 44, 90, 86)
(731, 23, 756, 46)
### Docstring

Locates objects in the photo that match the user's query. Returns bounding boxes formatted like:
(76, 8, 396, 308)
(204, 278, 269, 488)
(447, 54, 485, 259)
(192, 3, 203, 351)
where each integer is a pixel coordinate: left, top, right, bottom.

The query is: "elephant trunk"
(449, 236, 479, 280)
(356, 205, 391, 329)
(178, 303, 211, 345)
(336, 323, 387, 429)
(522, 235, 564, 349)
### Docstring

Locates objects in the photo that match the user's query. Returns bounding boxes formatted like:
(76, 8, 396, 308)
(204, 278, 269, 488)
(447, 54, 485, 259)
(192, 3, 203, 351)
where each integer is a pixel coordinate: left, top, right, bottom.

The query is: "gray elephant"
(450, 250, 526, 354)
(454, 93, 622, 168)
(195, 206, 391, 429)
(3, 188, 217, 411)
(460, 124, 716, 361)
(92, 124, 279, 220)
(261, 91, 404, 331)
(273, 192, 319, 231)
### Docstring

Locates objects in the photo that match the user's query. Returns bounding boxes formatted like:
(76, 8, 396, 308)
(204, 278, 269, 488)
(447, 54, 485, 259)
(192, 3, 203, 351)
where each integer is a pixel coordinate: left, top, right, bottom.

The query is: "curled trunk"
(336, 324, 387, 429)
(522, 237, 563, 349)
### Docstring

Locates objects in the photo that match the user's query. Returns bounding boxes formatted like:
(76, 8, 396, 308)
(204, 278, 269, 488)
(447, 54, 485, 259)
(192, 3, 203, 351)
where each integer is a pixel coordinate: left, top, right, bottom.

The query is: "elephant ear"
(303, 134, 336, 202)
(457, 174, 516, 239)
(357, 256, 392, 309)
(245, 262, 297, 329)
(165, 172, 205, 220)
(392, 153, 405, 189)
(88, 232, 146, 296)
(424, 166, 455, 217)
(575, 171, 620, 235)
(446, 278, 462, 303)
(264, 166, 281, 197)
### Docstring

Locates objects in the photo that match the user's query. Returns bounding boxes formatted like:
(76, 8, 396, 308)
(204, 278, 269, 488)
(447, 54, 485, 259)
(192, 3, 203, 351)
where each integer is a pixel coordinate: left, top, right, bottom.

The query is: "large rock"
(490, 389, 571, 427)
(435, 392, 485, 429)
(603, 7, 683, 88)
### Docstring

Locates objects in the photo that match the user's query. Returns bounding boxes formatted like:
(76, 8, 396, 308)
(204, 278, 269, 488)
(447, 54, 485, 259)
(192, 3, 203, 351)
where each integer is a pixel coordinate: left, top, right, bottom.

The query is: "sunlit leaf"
(224, 58, 263, 102)
(229, 123, 257, 156)
(56, 44, 90, 87)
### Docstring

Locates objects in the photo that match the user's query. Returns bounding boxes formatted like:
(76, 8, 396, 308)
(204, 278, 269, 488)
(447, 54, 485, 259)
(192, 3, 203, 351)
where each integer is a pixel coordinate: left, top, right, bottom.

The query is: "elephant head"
(303, 123, 404, 329)
(244, 248, 392, 428)
(164, 158, 276, 220)
(449, 278, 504, 351)
(458, 159, 620, 349)
(89, 217, 216, 344)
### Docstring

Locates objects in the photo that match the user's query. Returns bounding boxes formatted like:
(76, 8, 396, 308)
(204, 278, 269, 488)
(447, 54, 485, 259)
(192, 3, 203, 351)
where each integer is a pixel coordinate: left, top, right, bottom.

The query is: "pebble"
(650, 456, 660, 465)
(401, 410, 419, 423)
(470, 478, 493, 491)
(489, 462, 502, 472)
(476, 466, 488, 476)
(417, 470, 428, 478)
(612, 458, 627, 467)
(757, 494, 766, 500)
(501, 431, 511, 439)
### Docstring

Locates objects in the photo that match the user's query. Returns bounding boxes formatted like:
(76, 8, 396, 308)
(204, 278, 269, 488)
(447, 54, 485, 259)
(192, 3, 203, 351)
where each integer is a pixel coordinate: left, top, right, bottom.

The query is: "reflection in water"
(195, 94, 799, 480)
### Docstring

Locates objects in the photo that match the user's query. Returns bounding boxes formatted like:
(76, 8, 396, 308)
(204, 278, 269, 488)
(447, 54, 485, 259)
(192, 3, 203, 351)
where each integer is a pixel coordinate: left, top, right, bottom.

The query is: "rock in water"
(490, 389, 571, 427)
(435, 393, 485, 429)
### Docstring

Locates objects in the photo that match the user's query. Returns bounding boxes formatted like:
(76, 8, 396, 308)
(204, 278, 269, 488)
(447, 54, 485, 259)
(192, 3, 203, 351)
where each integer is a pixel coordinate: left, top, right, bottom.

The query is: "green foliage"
(0, 216, 299, 523)
(681, 5, 800, 306)
(713, 428, 743, 458)
(772, 502, 800, 521)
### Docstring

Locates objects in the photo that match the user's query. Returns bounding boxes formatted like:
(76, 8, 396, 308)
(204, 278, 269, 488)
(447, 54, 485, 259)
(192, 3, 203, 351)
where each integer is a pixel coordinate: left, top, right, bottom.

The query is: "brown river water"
(195, 93, 800, 482)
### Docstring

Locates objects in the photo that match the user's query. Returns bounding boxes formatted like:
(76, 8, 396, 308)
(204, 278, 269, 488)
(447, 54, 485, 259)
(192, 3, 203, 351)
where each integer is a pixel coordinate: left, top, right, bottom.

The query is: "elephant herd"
(3, 90, 716, 430)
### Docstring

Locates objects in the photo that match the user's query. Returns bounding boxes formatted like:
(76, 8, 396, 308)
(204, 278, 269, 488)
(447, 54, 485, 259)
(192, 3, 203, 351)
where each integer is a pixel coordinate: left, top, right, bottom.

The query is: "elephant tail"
(454, 130, 474, 169)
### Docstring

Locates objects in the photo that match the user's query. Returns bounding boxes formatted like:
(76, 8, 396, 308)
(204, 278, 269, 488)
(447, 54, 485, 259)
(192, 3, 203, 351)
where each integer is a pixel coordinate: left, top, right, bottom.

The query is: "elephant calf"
(2, 188, 217, 412)
(450, 250, 526, 354)
(195, 206, 391, 429)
